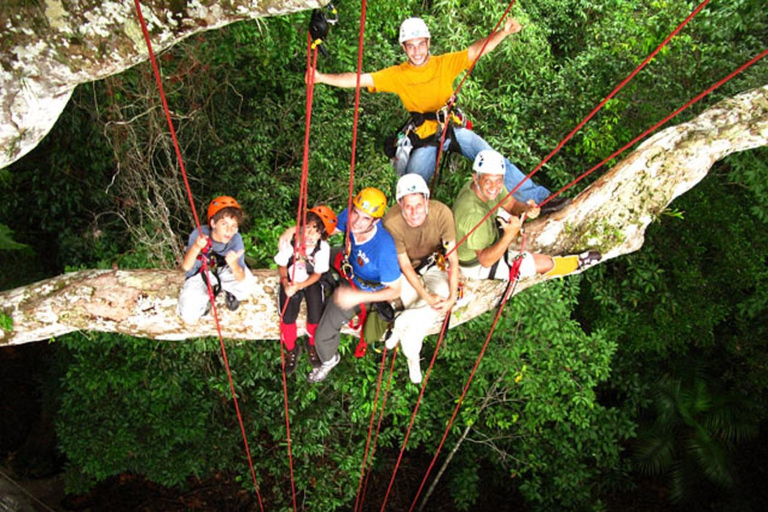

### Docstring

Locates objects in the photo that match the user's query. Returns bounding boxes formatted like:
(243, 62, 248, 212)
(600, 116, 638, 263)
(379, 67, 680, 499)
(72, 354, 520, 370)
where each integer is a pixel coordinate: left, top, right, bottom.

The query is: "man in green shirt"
(453, 150, 601, 280)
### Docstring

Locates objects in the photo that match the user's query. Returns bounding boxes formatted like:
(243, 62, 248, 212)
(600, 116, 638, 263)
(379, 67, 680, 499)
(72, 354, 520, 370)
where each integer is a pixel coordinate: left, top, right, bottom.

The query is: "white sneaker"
(407, 357, 422, 384)
(385, 330, 400, 350)
(307, 353, 340, 383)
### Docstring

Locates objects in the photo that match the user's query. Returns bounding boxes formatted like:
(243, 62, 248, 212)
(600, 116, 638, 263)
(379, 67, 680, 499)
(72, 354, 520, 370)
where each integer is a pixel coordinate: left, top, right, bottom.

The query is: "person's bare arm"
(334, 277, 402, 310)
(467, 17, 522, 62)
(307, 70, 374, 89)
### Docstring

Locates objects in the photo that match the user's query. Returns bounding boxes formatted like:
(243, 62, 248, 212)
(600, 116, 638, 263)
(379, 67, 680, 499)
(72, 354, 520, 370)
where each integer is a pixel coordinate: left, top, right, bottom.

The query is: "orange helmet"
(207, 196, 241, 221)
(309, 205, 338, 236)
(352, 187, 387, 218)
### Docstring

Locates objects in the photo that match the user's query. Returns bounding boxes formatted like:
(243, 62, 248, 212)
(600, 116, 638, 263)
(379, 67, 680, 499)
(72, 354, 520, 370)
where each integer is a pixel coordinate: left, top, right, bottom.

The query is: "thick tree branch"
(0, 0, 325, 169)
(1, 85, 767, 346)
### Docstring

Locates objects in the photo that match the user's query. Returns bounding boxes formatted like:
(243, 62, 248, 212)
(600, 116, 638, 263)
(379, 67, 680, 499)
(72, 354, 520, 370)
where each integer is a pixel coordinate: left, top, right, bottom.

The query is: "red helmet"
(207, 196, 241, 221)
(309, 205, 338, 236)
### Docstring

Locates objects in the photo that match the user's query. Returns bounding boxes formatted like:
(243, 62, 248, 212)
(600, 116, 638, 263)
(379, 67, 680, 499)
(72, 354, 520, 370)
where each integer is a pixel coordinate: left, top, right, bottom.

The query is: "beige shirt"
(383, 200, 456, 268)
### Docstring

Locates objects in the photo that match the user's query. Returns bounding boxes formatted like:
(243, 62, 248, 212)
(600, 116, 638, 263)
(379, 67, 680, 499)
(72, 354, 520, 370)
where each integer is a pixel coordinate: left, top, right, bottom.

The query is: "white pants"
(177, 266, 255, 324)
(459, 251, 537, 281)
(390, 265, 451, 365)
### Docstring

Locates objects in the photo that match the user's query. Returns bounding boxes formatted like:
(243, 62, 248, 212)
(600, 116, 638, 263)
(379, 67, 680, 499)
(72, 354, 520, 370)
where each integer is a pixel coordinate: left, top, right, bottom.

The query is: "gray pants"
(314, 283, 362, 363)
(177, 266, 255, 324)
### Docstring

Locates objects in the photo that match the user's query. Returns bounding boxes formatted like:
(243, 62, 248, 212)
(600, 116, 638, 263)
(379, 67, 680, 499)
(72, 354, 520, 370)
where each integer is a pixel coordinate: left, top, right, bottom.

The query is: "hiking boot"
(307, 353, 340, 383)
(540, 196, 571, 215)
(283, 344, 301, 376)
(305, 340, 322, 369)
(225, 292, 240, 312)
(407, 357, 423, 385)
(577, 251, 602, 270)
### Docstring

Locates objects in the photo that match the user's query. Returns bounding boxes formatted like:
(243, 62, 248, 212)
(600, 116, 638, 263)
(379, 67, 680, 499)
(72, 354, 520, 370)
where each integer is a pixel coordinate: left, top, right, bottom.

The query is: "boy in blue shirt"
(177, 196, 255, 323)
(307, 188, 402, 383)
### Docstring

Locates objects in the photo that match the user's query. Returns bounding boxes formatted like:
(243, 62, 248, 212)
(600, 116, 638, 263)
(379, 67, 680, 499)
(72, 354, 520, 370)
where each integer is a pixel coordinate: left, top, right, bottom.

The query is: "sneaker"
(407, 357, 423, 384)
(577, 251, 602, 270)
(539, 196, 571, 215)
(305, 340, 322, 369)
(384, 330, 400, 351)
(307, 353, 340, 383)
(283, 344, 301, 376)
(225, 292, 240, 312)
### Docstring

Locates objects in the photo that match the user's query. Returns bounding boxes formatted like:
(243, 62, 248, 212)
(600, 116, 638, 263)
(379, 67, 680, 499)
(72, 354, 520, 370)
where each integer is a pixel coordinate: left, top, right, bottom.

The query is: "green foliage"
(2, 0, 767, 510)
(0, 222, 28, 250)
(0, 311, 12, 332)
(633, 360, 759, 503)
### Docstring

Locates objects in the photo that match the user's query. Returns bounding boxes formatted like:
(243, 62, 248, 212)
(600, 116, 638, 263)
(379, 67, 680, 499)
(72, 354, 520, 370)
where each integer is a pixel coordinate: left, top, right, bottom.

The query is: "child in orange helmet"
(177, 196, 255, 323)
(274, 206, 337, 375)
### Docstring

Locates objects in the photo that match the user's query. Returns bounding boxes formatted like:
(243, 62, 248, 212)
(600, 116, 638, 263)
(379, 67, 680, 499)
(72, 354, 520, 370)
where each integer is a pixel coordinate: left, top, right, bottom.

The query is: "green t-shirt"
(452, 181, 508, 264)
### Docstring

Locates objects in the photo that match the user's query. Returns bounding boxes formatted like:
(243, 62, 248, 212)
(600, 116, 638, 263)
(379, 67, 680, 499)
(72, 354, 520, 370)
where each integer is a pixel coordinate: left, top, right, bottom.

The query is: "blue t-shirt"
(337, 209, 401, 291)
(184, 226, 246, 279)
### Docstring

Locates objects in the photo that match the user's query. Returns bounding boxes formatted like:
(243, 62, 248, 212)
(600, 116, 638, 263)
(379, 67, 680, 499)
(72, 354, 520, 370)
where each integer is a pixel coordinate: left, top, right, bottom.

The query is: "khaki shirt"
(383, 200, 456, 268)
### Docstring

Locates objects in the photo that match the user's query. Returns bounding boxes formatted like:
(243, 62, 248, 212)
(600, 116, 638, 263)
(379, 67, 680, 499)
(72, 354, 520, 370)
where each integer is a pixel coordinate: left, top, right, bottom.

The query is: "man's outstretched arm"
(307, 70, 375, 89)
(467, 16, 522, 62)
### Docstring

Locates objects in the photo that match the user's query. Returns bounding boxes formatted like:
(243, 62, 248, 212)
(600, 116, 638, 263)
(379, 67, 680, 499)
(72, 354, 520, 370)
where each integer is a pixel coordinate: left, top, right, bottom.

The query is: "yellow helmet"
(352, 187, 387, 218)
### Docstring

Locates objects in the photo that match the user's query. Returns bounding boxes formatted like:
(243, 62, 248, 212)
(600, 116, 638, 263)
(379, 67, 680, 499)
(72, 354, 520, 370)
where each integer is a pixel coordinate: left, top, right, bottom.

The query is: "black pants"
(278, 281, 326, 325)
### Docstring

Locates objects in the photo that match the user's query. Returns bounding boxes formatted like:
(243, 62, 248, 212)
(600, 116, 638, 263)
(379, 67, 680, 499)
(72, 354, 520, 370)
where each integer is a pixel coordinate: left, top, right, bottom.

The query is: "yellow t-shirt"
(369, 50, 470, 139)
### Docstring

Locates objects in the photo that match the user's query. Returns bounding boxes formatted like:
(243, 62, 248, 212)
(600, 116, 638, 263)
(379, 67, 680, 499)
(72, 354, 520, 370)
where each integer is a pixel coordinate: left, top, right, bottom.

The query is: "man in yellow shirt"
(309, 16, 569, 213)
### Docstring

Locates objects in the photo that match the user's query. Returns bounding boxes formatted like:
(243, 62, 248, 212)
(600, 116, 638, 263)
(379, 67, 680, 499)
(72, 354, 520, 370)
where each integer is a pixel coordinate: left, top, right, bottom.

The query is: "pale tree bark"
(2, 85, 766, 346)
(0, 0, 325, 170)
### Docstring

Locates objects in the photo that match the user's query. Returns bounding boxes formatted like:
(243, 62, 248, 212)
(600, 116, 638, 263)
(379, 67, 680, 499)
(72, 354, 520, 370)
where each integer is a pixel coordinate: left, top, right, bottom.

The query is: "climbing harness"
(192, 237, 228, 296)
(386, 101, 471, 174)
(331, 246, 395, 358)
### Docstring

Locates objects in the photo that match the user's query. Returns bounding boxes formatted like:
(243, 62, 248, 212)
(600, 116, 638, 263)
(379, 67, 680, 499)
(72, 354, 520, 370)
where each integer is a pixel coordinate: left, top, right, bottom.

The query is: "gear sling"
(385, 103, 472, 174)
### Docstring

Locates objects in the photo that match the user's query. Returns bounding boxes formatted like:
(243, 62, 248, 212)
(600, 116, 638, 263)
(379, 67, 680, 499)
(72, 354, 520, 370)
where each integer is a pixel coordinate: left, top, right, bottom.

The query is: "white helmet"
(396, 173, 430, 202)
(399, 17, 431, 44)
(473, 150, 507, 175)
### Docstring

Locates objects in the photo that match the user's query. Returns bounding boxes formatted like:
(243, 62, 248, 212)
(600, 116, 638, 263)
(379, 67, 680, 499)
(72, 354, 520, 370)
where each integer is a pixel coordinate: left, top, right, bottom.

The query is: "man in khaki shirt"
(383, 174, 459, 384)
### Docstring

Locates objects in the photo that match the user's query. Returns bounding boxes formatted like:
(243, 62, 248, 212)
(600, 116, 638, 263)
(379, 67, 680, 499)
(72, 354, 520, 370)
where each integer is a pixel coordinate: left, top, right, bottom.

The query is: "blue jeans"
(404, 127, 551, 204)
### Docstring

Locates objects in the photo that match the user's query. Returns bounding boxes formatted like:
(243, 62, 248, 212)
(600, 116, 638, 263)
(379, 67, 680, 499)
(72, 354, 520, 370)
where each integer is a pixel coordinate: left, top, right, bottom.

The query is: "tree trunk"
(2, 85, 766, 346)
(0, 0, 325, 170)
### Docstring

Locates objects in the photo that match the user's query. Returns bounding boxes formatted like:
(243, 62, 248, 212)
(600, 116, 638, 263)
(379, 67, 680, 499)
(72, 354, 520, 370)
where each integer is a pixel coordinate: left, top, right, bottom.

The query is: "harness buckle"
(340, 258, 355, 281)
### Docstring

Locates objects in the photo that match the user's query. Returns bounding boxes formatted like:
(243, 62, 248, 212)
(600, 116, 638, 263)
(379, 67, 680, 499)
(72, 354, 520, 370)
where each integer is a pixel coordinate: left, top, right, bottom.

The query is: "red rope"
(454, 0, 517, 99)
(541, 48, 768, 208)
(406, 46, 768, 509)
(378, 313, 452, 512)
(274, 33, 325, 512)
(447, 0, 712, 260)
(407, 236, 527, 512)
(358, 347, 399, 510)
(343, 0, 368, 253)
(406, 286, 516, 511)
(132, 2, 264, 509)
(431, 0, 516, 187)
(354, 346, 393, 512)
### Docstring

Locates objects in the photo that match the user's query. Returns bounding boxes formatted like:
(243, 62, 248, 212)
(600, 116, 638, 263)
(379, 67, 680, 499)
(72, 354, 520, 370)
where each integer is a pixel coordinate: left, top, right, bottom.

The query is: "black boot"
(540, 196, 571, 215)
(225, 292, 240, 311)
(284, 344, 302, 376)
(305, 340, 322, 369)
(577, 251, 602, 270)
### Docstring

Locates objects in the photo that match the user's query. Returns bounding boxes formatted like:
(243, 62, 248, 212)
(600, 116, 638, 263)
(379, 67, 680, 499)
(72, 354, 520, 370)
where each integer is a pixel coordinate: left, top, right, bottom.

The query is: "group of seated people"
(176, 150, 601, 385)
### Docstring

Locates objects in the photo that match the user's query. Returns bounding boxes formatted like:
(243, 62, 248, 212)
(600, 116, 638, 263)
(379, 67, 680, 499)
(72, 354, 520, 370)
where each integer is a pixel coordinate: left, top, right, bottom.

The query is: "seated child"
(274, 206, 337, 375)
(177, 196, 255, 323)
